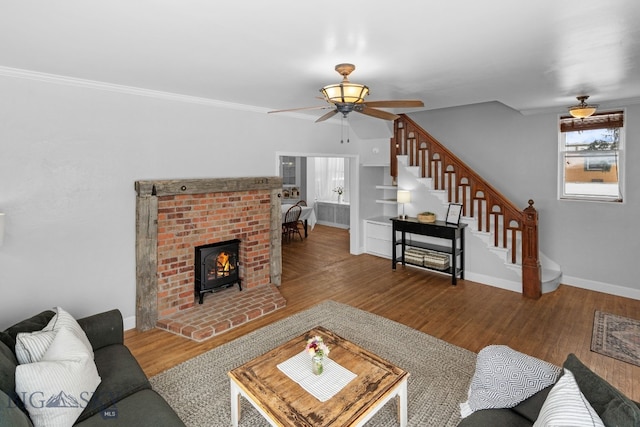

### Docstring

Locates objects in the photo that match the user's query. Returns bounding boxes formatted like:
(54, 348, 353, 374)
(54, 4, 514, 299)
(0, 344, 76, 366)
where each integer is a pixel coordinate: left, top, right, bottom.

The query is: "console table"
(391, 218, 467, 285)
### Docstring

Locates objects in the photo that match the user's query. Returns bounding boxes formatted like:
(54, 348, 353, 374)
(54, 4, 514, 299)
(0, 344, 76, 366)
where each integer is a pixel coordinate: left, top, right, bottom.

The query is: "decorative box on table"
(423, 251, 450, 270)
(404, 247, 450, 271)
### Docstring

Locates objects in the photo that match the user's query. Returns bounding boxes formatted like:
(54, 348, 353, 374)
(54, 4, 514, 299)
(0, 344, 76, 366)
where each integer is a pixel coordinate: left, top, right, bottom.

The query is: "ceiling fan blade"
(364, 100, 424, 108)
(315, 110, 339, 123)
(268, 105, 329, 114)
(358, 106, 400, 121)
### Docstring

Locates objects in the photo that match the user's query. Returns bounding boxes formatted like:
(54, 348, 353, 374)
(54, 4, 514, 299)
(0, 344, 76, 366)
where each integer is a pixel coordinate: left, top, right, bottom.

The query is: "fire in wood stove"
(194, 239, 242, 304)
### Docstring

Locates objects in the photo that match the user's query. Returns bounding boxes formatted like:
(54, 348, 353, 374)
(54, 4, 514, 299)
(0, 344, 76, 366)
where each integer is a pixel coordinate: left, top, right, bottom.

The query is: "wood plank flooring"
(125, 224, 640, 402)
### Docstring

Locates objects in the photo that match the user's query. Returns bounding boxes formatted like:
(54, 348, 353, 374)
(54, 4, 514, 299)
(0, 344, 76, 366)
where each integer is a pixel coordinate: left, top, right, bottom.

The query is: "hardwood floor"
(125, 224, 640, 401)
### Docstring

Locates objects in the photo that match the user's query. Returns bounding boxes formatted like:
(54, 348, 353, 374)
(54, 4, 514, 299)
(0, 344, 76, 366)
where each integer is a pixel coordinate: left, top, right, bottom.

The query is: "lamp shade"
(320, 82, 369, 104)
(569, 96, 597, 119)
(397, 190, 411, 204)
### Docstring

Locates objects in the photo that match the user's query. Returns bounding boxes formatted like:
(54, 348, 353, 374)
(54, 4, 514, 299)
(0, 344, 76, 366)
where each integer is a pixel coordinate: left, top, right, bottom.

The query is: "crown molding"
(519, 96, 640, 116)
(0, 65, 279, 115)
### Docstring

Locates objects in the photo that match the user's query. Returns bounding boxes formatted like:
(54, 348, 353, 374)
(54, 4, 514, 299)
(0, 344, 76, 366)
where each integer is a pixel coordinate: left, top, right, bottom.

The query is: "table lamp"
(397, 190, 411, 219)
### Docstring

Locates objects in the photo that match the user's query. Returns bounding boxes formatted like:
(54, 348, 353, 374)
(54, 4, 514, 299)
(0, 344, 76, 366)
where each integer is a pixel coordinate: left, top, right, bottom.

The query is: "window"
(558, 111, 624, 202)
(314, 157, 348, 202)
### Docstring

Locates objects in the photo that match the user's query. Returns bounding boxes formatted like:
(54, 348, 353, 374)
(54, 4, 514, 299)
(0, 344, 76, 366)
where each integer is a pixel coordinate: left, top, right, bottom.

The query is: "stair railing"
(391, 114, 541, 298)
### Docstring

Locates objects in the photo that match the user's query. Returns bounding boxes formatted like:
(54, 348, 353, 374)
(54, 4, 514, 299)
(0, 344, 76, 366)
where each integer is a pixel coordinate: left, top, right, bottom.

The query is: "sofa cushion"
(533, 368, 604, 427)
(564, 353, 640, 426)
(0, 389, 32, 427)
(0, 310, 55, 351)
(0, 340, 18, 400)
(457, 407, 533, 427)
(76, 310, 124, 351)
(74, 389, 184, 427)
(460, 345, 561, 418)
(510, 384, 553, 423)
(15, 328, 101, 427)
(77, 344, 151, 422)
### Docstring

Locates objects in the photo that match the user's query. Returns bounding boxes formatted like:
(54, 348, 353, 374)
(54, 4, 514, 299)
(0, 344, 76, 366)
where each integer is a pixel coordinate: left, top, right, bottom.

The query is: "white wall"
(2, 74, 637, 330)
(407, 101, 640, 299)
(0, 76, 367, 328)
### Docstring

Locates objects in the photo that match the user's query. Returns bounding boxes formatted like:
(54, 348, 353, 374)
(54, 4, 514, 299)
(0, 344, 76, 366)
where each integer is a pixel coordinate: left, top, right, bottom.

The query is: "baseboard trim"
(465, 272, 640, 301)
(123, 315, 136, 331)
(464, 272, 521, 293)
(561, 275, 640, 301)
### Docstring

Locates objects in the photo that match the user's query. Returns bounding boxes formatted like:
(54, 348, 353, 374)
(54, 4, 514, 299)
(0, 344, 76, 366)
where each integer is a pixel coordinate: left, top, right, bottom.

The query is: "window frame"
(557, 110, 625, 203)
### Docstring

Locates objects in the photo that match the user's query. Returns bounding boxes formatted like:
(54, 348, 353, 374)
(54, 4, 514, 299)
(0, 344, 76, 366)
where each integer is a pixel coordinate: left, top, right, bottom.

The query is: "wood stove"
(194, 239, 242, 304)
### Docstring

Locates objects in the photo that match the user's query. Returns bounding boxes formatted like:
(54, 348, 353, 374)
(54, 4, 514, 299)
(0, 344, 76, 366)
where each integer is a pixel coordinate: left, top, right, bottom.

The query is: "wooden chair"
(294, 200, 308, 232)
(282, 205, 303, 242)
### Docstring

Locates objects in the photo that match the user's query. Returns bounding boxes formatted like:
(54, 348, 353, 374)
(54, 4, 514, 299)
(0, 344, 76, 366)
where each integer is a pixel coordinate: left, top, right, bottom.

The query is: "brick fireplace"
(134, 177, 286, 341)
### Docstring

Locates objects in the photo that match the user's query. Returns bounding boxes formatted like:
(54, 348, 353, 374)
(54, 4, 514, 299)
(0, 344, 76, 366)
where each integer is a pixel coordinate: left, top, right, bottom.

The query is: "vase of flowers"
(333, 186, 344, 203)
(306, 335, 330, 375)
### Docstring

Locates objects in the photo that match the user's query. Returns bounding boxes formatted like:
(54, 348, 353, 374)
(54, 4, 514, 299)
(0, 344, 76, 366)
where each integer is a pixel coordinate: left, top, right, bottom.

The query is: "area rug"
(591, 310, 640, 367)
(150, 300, 477, 426)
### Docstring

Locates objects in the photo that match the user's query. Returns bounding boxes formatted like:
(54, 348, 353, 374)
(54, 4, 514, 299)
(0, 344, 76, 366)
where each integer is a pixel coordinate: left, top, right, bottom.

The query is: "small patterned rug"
(591, 310, 640, 367)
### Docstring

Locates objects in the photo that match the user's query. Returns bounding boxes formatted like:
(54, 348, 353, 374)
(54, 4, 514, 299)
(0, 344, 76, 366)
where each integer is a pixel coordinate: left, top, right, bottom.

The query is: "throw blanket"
(460, 345, 562, 418)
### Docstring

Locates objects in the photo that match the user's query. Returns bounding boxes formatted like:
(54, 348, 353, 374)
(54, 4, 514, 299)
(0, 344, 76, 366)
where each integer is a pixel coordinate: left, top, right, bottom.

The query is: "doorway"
(276, 152, 360, 254)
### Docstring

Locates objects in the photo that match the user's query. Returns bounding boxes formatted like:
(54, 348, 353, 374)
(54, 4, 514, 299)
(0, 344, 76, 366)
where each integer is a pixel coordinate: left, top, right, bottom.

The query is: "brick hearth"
(134, 177, 285, 339)
(156, 284, 286, 341)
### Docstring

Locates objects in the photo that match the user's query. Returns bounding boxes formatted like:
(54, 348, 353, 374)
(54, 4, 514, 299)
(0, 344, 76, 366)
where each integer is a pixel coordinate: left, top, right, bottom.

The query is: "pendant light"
(569, 96, 597, 119)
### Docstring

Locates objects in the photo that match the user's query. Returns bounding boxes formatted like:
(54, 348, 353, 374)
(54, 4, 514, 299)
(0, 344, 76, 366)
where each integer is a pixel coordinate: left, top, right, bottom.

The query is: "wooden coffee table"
(228, 326, 409, 426)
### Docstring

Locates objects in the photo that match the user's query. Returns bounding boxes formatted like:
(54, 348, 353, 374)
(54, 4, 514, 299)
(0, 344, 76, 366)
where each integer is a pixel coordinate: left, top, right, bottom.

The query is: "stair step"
(395, 144, 562, 296)
(541, 268, 562, 294)
(406, 166, 421, 177)
(417, 177, 433, 187)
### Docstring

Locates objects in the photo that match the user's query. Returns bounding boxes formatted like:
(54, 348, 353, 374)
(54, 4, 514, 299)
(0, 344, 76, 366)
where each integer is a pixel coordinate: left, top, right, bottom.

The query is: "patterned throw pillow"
(15, 307, 93, 364)
(15, 327, 101, 427)
(460, 345, 562, 418)
(15, 330, 56, 365)
(533, 368, 604, 427)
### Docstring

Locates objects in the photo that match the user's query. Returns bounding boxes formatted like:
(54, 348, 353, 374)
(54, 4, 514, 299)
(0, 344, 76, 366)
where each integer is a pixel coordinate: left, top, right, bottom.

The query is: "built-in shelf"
(375, 185, 398, 206)
(362, 163, 391, 168)
(363, 162, 397, 217)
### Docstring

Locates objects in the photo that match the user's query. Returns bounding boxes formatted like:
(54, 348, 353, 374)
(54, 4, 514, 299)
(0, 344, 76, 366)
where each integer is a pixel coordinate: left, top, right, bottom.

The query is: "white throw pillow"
(16, 307, 94, 365)
(15, 330, 56, 364)
(42, 307, 94, 358)
(534, 368, 604, 427)
(460, 345, 562, 417)
(15, 327, 101, 427)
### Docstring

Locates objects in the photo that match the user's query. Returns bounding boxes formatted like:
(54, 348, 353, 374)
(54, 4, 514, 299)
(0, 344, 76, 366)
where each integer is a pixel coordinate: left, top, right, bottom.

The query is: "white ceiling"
(2, 0, 640, 118)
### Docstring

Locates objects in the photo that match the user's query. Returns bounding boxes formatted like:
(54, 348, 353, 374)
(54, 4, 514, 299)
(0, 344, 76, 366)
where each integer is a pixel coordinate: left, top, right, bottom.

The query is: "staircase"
(391, 115, 561, 297)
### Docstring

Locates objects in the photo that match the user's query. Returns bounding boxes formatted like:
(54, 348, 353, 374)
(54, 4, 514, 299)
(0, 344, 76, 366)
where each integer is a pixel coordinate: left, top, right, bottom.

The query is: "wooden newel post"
(390, 135, 398, 179)
(522, 199, 541, 299)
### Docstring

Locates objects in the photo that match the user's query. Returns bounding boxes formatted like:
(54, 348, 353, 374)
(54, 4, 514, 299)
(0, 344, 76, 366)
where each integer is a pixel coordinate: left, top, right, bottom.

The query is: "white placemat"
(277, 351, 357, 402)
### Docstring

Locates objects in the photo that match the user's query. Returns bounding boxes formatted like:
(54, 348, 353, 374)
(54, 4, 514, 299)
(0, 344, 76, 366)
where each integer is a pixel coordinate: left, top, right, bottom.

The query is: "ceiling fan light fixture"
(269, 63, 422, 122)
(320, 82, 369, 104)
(569, 95, 597, 119)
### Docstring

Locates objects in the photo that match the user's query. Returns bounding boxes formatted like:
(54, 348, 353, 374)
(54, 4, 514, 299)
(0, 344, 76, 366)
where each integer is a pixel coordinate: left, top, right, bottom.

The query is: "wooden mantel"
(134, 177, 283, 331)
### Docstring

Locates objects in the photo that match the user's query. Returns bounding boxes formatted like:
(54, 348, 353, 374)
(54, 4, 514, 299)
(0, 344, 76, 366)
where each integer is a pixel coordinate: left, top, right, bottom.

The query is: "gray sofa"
(0, 309, 185, 427)
(458, 353, 640, 426)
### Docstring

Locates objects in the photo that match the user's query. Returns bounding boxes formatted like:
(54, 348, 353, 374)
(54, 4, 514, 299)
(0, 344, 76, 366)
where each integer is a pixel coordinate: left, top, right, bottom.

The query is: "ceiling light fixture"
(320, 63, 369, 117)
(569, 95, 597, 119)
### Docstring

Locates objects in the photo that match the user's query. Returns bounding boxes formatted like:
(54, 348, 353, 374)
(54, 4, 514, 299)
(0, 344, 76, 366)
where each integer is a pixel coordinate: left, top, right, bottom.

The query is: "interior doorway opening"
(276, 152, 360, 254)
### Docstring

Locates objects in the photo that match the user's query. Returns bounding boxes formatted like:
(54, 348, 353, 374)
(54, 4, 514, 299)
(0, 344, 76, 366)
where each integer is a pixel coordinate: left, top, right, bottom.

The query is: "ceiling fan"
(268, 63, 424, 122)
